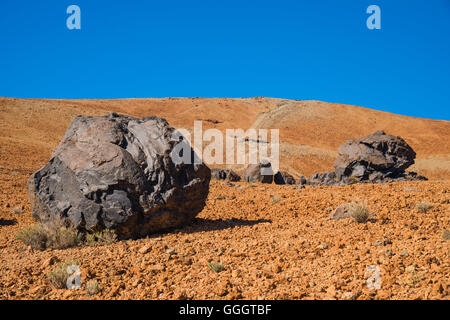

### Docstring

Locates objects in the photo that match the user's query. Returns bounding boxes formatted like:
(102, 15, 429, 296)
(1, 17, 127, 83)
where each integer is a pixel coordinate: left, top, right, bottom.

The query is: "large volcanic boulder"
(334, 130, 417, 181)
(211, 168, 241, 182)
(244, 160, 274, 184)
(28, 113, 211, 239)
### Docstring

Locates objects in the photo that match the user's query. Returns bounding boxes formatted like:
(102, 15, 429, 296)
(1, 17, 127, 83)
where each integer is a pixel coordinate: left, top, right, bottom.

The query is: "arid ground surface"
(0, 97, 448, 299)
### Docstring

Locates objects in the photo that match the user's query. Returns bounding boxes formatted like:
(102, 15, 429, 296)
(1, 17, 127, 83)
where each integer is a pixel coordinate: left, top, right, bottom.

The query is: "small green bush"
(86, 229, 118, 246)
(349, 176, 359, 184)
(208, 262, 225, 273)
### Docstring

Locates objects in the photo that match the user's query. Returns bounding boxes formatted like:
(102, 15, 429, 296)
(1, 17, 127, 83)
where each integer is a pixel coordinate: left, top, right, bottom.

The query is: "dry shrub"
(416, 202, 433, 213)
(86, 279, 101, 296)
(349, 200, 370, 223)
(86, 229, 118, 246)
(442, 229, 450, 241)
(208, 262, 225, 273)
(270, 194, 282, 204)
(16, 218, 81, 251)
(48, 260, 78, 289)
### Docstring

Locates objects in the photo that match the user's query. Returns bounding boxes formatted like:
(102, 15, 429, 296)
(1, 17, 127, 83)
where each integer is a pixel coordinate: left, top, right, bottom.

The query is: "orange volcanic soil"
(0, 97, 448, 300)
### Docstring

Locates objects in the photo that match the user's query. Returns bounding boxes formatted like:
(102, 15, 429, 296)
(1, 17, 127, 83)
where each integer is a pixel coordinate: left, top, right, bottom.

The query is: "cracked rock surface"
(27, 113, 211, 238)
(334, 130, 418, 181)
(305, 131, 427, 186)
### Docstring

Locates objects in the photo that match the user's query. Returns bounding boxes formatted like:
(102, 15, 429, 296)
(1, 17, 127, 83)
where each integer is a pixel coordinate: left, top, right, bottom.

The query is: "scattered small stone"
(29, 285, 46, 295)
(400, 250, 409, 257)
(272, 264, 282, 273)
(384, 249, 394, 257)
(11, 206, 23, 214)
(405, 264, 416, 274)
(328, 204, 351, 220)
(138, 244, 152, 254)
(373, 237, 392, 247)
(42, 256, 60, 268)
(341, 291, 357, 300)
(148, 264, 165, 273)
(317, 243, 328, 250)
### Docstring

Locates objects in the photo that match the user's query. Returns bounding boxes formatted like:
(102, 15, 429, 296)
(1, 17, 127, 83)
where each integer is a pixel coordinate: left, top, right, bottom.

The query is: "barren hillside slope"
(0, 97, 448, 180)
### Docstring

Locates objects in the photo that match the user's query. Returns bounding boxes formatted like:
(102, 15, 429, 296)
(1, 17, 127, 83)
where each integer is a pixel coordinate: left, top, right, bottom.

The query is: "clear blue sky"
(0, 0, 449, 120)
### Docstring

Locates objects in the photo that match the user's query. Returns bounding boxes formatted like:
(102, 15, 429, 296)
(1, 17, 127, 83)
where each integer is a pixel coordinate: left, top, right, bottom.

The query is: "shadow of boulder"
(176, 217, 272, 234)
(0, 218, 17, 226)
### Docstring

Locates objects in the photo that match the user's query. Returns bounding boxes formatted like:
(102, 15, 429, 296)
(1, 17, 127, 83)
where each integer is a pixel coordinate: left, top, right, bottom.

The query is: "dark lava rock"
(211, 168, 241, 182)
(274, 171, 296, 185)
(334, 130, 416, 181)
(27, 113, 211, 239)
(244, 160, 274, 184)
(297, 175, 307, 185)
(307, 171, 338, 186)
(305, 131, 426, 186)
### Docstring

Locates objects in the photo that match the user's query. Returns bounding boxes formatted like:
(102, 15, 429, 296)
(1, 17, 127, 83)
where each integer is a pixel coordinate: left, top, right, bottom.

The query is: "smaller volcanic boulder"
(307, 171, 337, 186)
(274, 171, 296, 185)
(211, 168, 241, 182)
(334, 130, 416, 181)
(244, 160, 274, 184)
(297, 175, 307, 185)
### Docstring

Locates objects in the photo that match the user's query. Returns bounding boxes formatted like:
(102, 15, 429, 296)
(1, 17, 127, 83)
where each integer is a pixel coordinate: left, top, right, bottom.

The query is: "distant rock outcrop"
(211, 168, 241, 182)
(274, 171, 296, 185)
(244, 160, 274, 184)
(306, 171, 337, 186)
(334, 130, 417, 181)
(28, 113, 211, 239)
(303, 131, 426, 186)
